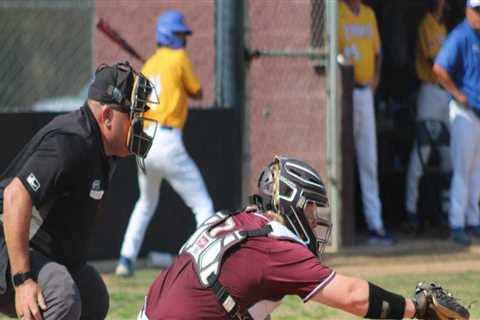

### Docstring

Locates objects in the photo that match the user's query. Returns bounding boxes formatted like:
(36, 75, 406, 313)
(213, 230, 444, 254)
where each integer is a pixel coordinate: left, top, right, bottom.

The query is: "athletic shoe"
(466, 225, 480, 239)
(451, 228, 471, 246)
(115, 256, 134, 277)
(368, 229, 395, 246)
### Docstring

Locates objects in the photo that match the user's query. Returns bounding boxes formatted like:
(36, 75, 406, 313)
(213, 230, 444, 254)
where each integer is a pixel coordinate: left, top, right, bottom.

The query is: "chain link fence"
(0, 0, 216, 113)
(311, 0, 326, 50)
(247, 0, 328, 190)
(0, 0, 94, 112)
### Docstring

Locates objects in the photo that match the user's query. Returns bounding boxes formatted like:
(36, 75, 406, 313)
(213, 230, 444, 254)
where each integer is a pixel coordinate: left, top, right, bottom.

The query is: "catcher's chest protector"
(179, 210, 304, 288)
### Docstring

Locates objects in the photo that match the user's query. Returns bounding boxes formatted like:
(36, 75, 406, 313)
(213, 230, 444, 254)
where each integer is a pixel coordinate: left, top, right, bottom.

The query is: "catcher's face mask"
(126, 73, 159, 173)
(302, 200, 332, 256)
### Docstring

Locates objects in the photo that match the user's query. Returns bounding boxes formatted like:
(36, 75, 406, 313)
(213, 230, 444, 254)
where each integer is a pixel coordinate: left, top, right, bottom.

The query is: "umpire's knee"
(75, 264, 109, 320)
(38, 262, 81, 320)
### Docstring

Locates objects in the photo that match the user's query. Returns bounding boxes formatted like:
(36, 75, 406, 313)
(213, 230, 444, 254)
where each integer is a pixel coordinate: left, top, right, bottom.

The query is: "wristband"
(12, 271, 33, 287)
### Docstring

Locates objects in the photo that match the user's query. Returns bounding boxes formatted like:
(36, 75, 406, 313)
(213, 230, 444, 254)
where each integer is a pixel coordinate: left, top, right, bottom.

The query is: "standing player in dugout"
(0, 62, 158, 320)
(404, 0, 451, 232)
(138, 156, 469, 320)
(338, 0, 393, 245)
(116, 10, 215, 277)
(434, 0, 480, 245)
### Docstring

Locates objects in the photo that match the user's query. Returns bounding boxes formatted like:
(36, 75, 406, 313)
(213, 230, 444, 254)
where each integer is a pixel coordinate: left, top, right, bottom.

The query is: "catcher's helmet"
(255, 156, 331, 257)
(156, 10, 192, 49)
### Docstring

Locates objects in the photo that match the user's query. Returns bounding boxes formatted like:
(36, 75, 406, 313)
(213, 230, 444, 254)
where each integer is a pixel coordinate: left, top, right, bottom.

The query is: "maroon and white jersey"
(142, 210, 336, 320)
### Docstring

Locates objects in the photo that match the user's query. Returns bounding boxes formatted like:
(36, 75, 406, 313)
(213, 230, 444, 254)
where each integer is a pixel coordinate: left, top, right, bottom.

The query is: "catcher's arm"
(414, 282, 470, 320)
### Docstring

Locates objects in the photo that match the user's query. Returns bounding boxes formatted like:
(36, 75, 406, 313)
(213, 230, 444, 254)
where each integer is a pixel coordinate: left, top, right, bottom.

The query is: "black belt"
(354, 83, 369, 89)
(159, 125, 174, 130)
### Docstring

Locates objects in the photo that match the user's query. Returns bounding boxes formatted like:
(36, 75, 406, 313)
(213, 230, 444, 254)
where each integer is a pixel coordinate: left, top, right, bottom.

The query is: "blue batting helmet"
(156, 10, 192, 49)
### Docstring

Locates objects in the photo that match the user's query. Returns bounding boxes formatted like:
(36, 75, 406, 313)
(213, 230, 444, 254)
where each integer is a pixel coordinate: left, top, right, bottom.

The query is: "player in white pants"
(339, 0, 393, 245)
(405, 0, 449, 230)
(116, 10, 215, 276)
(448, 100, 480, 236)
(434, 0, 480, 245)
(119, 127, 214, 265)
(404, 83, 450, 224)
(353, 87, 385, 236)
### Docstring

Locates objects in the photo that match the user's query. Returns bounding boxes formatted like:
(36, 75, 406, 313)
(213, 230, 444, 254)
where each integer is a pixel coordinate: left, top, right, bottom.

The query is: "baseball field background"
(105, 238, 480, 319)
(100, 239, 480, 319)
(1, 1, 478, 318)
(84, 240, 480, 319)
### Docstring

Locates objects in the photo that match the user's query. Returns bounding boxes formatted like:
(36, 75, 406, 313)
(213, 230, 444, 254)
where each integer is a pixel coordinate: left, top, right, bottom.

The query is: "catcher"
(138, 156, 470, 320)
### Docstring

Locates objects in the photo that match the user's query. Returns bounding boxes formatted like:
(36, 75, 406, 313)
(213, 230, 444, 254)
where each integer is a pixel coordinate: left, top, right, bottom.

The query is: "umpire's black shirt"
(0, 104, 114, 277)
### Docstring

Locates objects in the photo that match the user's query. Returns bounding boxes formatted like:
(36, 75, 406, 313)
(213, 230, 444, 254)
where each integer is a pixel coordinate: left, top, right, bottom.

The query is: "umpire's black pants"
(0, 250, 109, 319)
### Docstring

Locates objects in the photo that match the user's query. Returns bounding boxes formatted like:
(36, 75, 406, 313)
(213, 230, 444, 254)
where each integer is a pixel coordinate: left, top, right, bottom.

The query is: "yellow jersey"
(338, 1, 381, 85)
(141, 48, 201, 129)
(415, 12, 447, 83)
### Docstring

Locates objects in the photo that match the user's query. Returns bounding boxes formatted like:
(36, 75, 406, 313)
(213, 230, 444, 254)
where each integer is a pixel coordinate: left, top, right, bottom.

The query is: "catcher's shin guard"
(414, 282, 470, 320)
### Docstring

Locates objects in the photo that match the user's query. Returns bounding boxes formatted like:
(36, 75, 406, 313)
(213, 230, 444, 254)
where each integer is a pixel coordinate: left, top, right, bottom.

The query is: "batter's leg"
(166, 148, 214, 227)
(120, 169, 163, 261)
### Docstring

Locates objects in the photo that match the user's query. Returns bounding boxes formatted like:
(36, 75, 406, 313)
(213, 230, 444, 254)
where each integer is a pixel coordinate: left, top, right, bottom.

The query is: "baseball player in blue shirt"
(434, 0, 480, 245)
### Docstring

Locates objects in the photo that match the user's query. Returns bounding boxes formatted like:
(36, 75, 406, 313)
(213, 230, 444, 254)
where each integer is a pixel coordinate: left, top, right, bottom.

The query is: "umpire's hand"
(15, 279, 47, 320)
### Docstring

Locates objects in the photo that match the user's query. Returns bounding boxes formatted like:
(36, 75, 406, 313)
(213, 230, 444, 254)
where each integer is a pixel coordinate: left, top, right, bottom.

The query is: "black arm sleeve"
(365, 282, 406, 319)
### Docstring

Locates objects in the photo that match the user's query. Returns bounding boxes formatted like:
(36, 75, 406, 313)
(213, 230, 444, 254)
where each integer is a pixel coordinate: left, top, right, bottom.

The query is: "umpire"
(0, 61, 156, 320)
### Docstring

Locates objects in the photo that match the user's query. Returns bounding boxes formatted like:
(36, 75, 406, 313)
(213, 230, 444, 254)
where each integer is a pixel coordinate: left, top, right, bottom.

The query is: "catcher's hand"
(414, 282, 470, 320)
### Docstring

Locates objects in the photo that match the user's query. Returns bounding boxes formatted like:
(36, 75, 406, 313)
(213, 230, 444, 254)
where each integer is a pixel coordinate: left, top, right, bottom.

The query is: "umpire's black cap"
(88, 62, 135, 113)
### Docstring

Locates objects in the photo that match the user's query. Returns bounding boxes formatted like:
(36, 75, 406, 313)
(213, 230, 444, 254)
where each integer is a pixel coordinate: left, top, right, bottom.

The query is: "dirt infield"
(323, 237, 480, 277)
(92, 236, 480, 277)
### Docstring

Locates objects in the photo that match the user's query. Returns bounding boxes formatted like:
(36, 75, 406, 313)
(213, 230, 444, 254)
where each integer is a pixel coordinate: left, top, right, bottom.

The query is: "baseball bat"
(96, 18, 146, 63)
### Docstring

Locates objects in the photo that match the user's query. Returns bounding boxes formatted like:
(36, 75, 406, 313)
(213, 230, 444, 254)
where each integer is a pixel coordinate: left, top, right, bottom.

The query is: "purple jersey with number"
(144, 210, 336, 319)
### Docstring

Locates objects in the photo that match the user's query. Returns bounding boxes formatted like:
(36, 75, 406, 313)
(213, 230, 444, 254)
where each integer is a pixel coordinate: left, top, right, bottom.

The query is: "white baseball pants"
(353, 87, 384, 231)
(448, 100, 480, 229)
(120, 127, 215, 261)
(405, 83, 451, 214)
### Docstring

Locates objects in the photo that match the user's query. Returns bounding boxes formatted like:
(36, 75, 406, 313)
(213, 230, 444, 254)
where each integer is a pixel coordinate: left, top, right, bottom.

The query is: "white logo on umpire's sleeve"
(26, 173, 40, 192)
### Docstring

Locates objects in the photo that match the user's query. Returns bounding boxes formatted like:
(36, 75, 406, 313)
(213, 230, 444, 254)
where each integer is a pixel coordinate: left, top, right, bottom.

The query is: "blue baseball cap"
(468, 0, 480, 8)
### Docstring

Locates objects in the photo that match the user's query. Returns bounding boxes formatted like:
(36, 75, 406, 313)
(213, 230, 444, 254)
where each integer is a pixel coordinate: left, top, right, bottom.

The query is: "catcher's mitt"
(414, 282, 470, 320)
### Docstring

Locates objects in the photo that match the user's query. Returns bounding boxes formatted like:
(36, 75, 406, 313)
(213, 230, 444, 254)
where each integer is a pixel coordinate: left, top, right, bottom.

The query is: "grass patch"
(0, 269, 477, 319)
(272, 271, 479, 320)
(104, 269, 479, 319)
